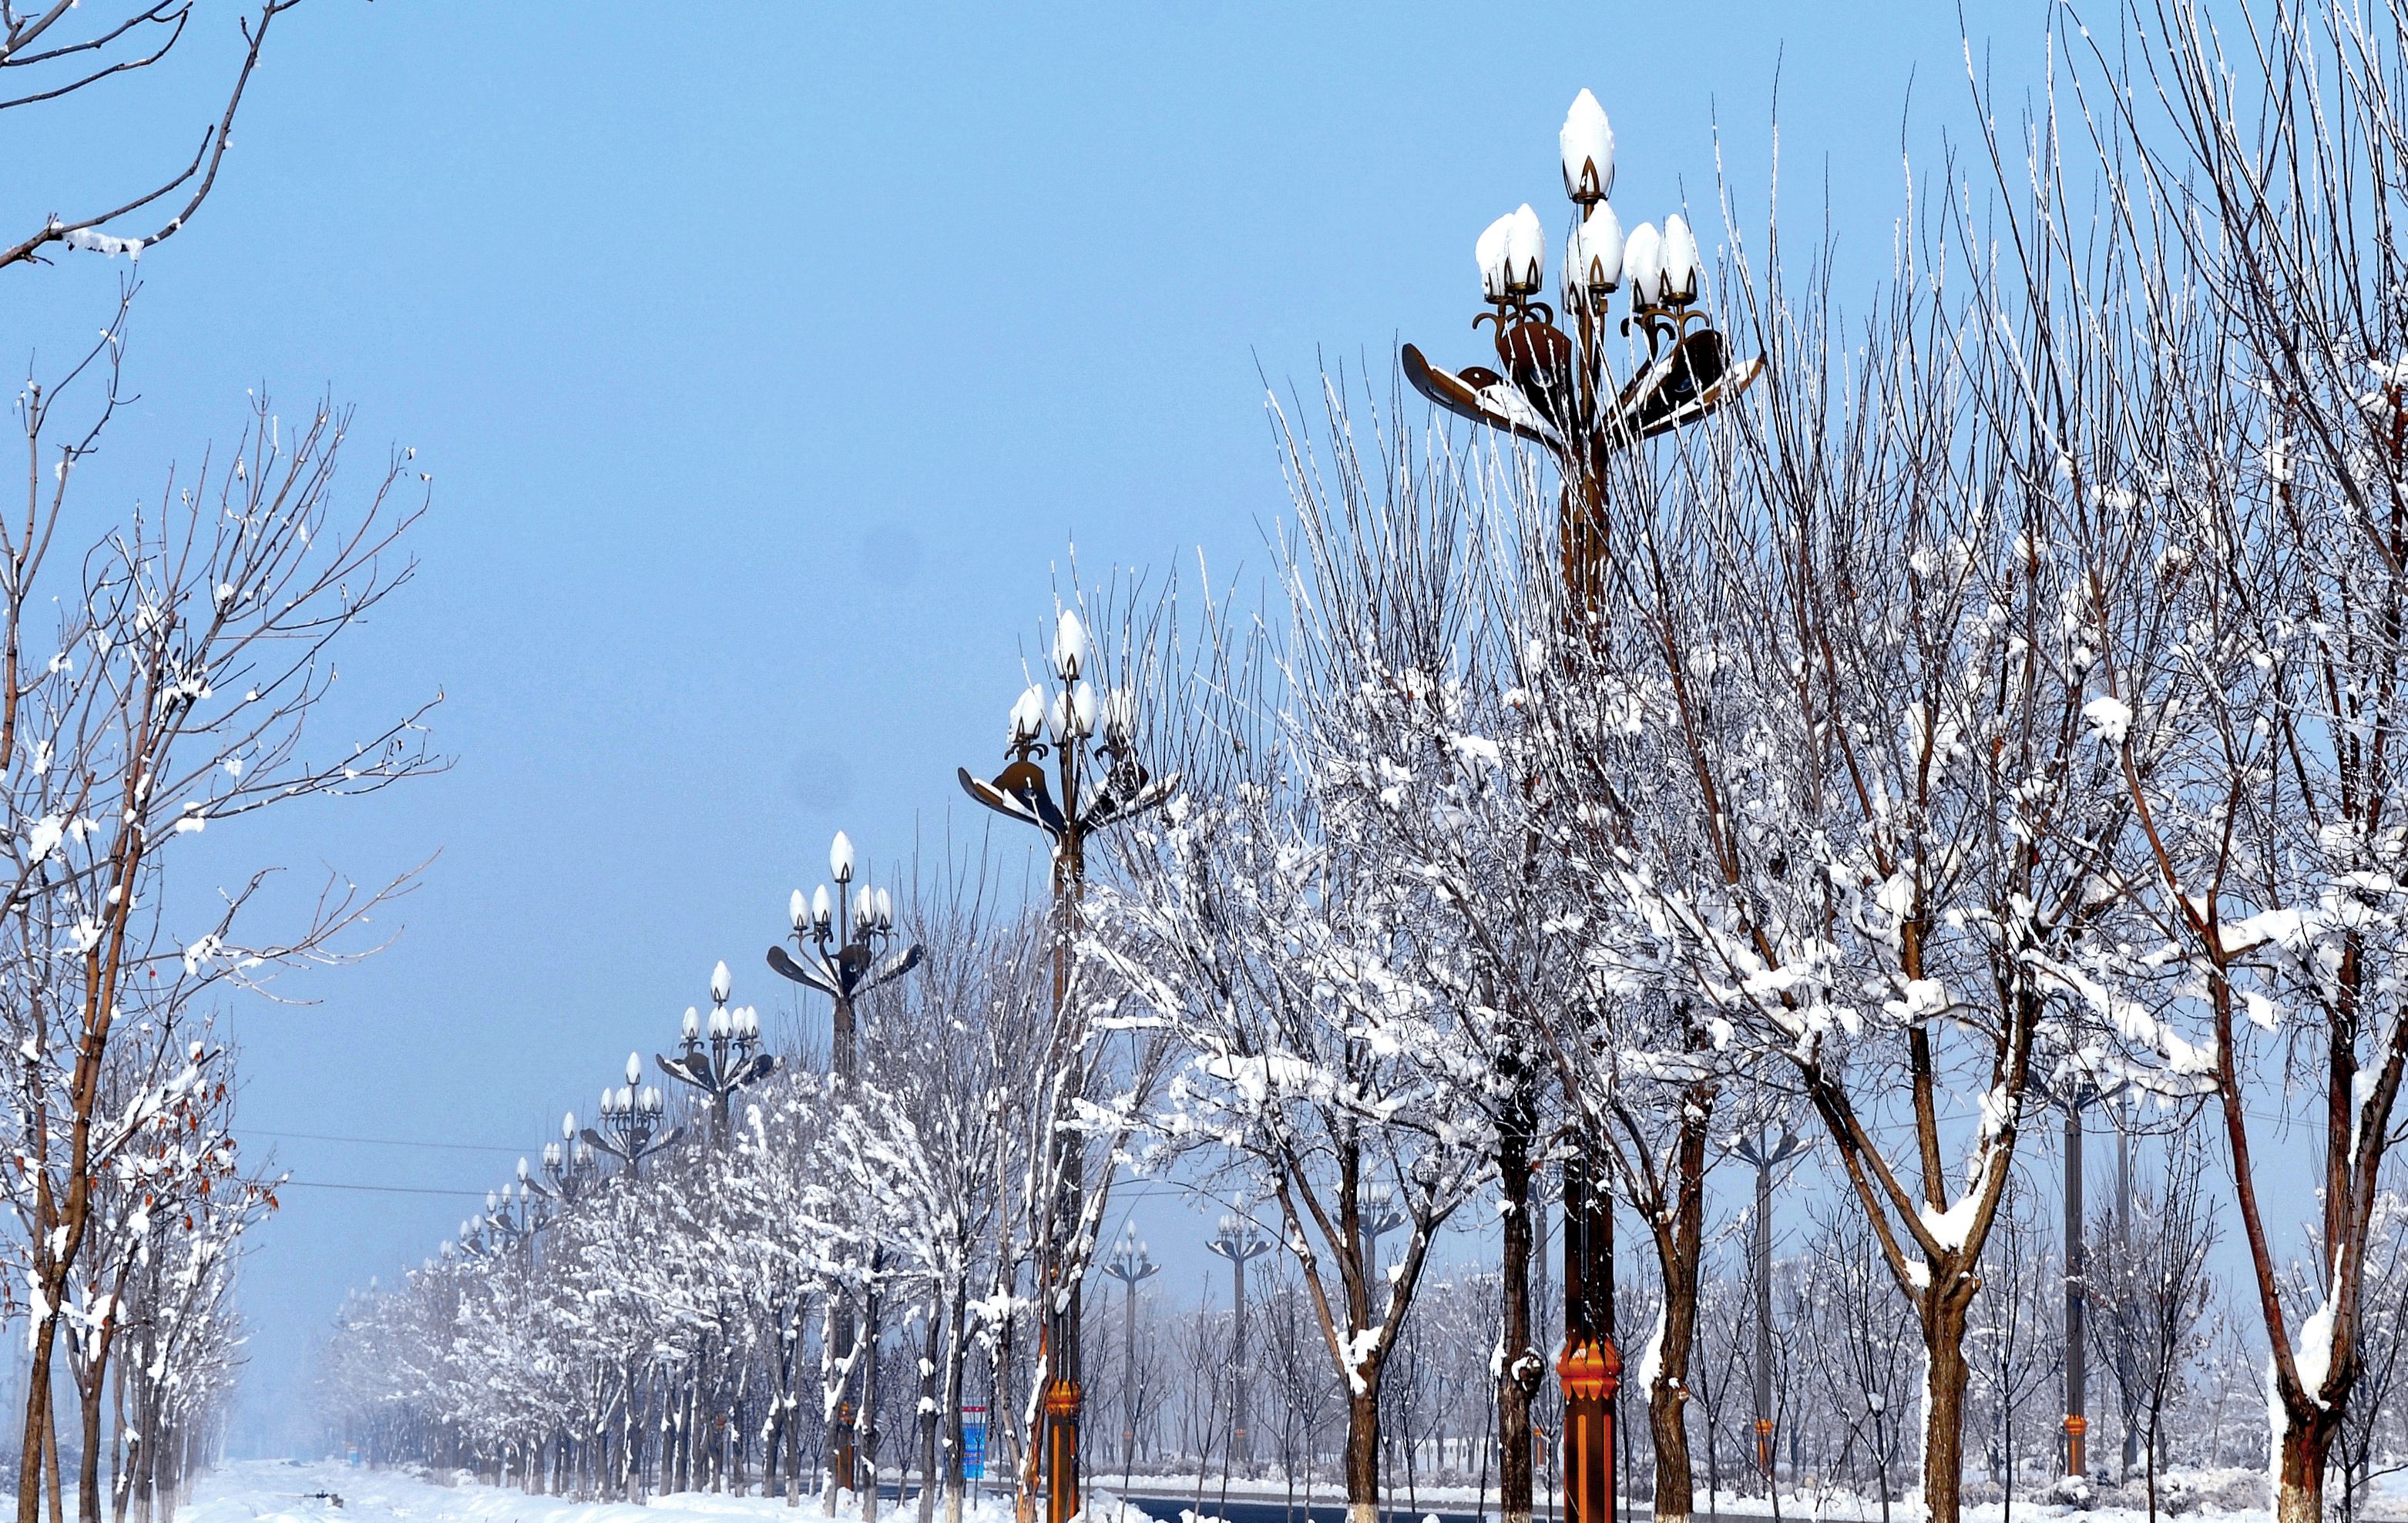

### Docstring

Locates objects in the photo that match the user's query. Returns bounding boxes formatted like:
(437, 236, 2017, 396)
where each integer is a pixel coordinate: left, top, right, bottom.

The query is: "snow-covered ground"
(169, 1462, 2408, 1523)
(179, 1464, 1018, 1523)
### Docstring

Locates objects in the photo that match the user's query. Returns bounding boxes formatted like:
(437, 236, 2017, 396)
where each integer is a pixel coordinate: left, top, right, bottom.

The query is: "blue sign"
(962, 1408, 987, 1481)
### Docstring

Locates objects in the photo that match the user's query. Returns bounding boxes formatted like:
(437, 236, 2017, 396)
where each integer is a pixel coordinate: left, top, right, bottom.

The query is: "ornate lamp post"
(1402, 87, 1763, 612)
(767, 832, 921, 1084)
(542, 1111, 600, 1205)
(582, 1053, 679, 1178)
(657, 961, 777, 1145)
(766, 829, 922, 1498)
(1204, 1214, 1273, 1470)
(1098, 1226, 1159, 1475)
(1730, 1129, 1803, 1488)
(1405, 90, 1766, 1523)
(959, 607, 1179, 1523)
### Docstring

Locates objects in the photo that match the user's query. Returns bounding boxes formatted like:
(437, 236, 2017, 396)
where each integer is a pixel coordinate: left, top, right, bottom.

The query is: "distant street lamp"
(1730, 1129, 1804, 1488)
(766, 829, 923, 1498)
(1404, 89, 1766, 1523)
(1204, 1214, 1274, 1469)
(542, 1111, 600, 1204)
(1098, 1226, 1159, 1474)
(1357, 1183, 1407, 1286)
(959, 607, 1179, 1523)
(582, 1052, 678, 1178)
(657, 960, 777, 1145)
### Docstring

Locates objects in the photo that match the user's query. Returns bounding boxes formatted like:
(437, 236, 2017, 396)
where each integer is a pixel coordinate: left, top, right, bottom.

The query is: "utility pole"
(1205, 1215, 1274, 1470)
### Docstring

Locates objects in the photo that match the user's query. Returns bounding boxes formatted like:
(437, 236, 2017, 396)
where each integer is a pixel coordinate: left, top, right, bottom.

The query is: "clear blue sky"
(10, 0, 2091, 1451)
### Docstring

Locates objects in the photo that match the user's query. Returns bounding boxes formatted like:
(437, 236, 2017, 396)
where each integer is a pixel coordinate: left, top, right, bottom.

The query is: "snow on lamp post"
(582, 1052, 678, 1179)
(1404, 89, 1768, 1523)
(1204, 1214, 1273, 1470)
(1730, 1128, 1805, 1488)
(1098, 1226, 1159, 1475)
(1403, 87, 1764, 614)
(959, 607, 1180, 1523)
(765, 830, 922, 1501)
(657, 960, 777, 1147)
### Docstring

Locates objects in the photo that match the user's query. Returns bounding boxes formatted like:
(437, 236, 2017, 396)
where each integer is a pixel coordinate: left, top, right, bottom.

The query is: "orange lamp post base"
(1043, 1380, 1082, 1523)
(2064, 1414, 2087, 1479)
(1557, 1337, 1622, 1523)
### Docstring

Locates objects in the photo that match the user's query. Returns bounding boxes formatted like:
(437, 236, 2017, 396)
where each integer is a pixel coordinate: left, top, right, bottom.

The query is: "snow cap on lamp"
(1560, 89, 1616, 203)
(1661, 213, 1700, 302)
(1567, 203, 1625, 297)
(1053, 608, 1089, 680)
(1624, 222, 1664, 305)
(1502, 203, 1544, 295)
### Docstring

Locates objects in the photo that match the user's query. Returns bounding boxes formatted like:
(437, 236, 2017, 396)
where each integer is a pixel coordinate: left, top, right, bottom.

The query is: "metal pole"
(2117, 1118, 2135, 1480)
(1123, 1278, 1140, 1472)
(834, 988, 859, 1498)
(1231, 1249, 1251, 1468)
(1753, 1156, 1774, 1488)
(2064, 1099, 2087, 1481)
(1045, 844, 1083, 1523)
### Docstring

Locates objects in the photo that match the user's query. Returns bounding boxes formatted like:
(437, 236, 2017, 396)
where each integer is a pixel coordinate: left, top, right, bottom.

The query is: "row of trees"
(6, 3, 439, 1521)
(328, 8, 2408, 1523)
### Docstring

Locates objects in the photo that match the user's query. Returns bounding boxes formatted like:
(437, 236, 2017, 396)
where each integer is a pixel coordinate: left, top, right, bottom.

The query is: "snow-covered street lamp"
(540, 1110, 600, 1204)
(1403, 88, 1763, 612)
(959, 606, 1180, 1523)
(582, 1052, 677, 1179)
(766, 831, 922, 1085)
(1404, 90, 1768, 1523)
(764, 830, 922, 1502)
(1098, 1226, 1159, 1474)
(1204, 1214, 1272, 1468)
(656, 960, 777, 1146)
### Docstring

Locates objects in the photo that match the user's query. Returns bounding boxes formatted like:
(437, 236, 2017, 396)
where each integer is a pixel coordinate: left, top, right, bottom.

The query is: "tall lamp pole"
(1098, 1226, 1160, 1475)
(1402, 89, 1764, 1523)
(766, 829, 922, 1501)
(959, 607, 1178, 1523)
(1204, 1215, 1273, 1470)
(1731, 1129, 1802, 1488)
(657, 961, 777, 1145)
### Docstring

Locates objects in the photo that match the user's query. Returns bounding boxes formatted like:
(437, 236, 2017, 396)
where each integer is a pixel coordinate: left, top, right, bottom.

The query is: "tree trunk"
(2273, 1399, 2339, 1523)
(919, 1306, 941, 1523)
(1342, 1376, 1385, 1523)
(1498, 1111, 1539, 1523)
(1919, 1293, 1973, 1523)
